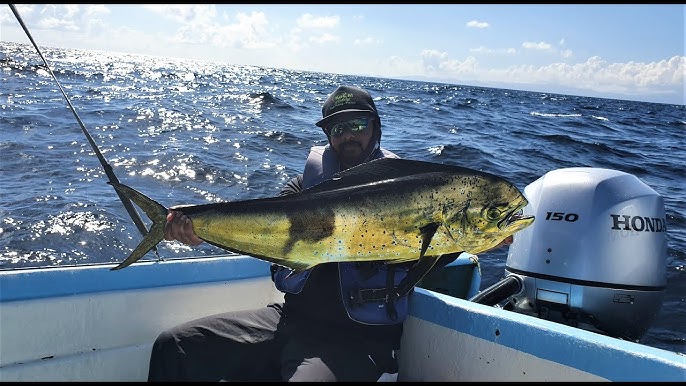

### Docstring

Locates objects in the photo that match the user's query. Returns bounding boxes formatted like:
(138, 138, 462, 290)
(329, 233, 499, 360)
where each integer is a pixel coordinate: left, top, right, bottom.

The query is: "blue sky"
(2, 4, 684, 105)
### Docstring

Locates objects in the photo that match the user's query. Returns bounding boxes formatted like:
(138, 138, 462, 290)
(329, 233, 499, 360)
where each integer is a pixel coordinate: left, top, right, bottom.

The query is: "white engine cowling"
(504, 167, 667, 341)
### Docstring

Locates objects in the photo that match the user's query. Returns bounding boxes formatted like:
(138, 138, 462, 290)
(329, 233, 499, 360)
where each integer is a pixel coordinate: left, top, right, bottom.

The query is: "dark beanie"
(316, 85, 381, 129)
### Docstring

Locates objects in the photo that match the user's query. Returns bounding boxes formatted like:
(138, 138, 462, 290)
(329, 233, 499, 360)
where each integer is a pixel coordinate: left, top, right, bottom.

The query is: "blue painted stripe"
(0, 255, 272, 302)
(409, 288, 686, 381)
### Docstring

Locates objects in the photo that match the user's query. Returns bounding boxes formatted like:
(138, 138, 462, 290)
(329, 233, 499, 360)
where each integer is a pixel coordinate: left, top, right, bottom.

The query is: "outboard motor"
(471, 167, 667, 341)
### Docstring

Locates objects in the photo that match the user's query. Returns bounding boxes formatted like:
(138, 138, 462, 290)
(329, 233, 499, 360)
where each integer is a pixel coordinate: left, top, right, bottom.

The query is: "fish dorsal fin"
(303, 158, 488, 194)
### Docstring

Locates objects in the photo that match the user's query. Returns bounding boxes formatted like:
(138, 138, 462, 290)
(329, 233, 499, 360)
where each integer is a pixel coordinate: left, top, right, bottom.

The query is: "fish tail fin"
(108, 182, 168, 271)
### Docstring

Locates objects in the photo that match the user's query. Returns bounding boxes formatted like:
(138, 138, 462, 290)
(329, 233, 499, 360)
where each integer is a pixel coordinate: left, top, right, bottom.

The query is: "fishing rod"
(8, 4, 160, 261)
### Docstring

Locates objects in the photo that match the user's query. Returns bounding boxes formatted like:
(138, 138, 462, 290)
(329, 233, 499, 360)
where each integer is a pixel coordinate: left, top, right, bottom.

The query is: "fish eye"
(486, 207, 501, 220)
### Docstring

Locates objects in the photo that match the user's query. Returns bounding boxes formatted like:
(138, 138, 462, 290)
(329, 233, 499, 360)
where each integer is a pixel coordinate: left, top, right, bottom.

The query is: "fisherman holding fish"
(147, 85, 515, 382)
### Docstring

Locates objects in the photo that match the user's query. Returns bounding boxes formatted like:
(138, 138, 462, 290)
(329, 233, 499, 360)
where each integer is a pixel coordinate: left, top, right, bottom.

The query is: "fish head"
(442, 174, 535, 254)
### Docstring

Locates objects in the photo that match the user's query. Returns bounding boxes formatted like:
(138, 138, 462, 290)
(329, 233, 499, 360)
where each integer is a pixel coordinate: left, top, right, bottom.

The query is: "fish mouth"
(498, 205, 534, 230)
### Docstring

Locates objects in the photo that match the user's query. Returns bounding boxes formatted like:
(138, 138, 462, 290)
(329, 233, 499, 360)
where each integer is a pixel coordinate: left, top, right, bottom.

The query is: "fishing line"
(8, 4, 161, 261)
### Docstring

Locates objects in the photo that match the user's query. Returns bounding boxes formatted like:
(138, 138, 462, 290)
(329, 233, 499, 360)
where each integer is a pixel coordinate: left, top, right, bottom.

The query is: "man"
(147, 85, 489, 381)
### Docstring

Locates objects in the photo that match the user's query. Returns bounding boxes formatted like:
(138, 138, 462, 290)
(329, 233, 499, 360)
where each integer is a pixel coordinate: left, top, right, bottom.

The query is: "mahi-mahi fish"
(109, 158, 534, 281)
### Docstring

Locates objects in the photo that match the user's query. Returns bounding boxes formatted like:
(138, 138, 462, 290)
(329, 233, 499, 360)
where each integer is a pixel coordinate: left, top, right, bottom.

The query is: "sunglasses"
(325, 117, 372, 137)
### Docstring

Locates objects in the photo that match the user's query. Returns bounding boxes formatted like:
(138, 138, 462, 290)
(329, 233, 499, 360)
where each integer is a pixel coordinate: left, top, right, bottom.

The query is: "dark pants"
(147, 303, 397, 382)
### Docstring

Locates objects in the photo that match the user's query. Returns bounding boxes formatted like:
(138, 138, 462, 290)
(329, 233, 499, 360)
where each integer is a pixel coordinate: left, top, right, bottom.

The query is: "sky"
(1, 4, 684, 105)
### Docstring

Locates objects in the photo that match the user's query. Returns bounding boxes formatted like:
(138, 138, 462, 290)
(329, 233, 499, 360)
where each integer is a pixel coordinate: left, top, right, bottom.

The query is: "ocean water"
(1, 41, 684, 355)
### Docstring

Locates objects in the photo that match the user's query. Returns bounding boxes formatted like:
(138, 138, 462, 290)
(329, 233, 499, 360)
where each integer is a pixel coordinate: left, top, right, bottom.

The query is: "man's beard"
(338, 140, 378, 169)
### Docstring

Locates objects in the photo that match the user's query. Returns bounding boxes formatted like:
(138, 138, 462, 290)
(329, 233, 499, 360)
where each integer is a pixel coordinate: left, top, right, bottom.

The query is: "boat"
(2, 167, 684, 382)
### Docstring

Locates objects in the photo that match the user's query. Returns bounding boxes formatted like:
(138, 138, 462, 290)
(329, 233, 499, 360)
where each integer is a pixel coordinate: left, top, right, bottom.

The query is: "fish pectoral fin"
(395, 254, 442, 299)
(108, 182, 168, 271)
(394, 222, 442, 298)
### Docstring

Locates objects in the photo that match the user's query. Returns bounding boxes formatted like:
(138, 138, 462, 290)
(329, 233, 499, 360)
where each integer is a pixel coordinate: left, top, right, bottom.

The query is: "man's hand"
(164, 210, 203, 246)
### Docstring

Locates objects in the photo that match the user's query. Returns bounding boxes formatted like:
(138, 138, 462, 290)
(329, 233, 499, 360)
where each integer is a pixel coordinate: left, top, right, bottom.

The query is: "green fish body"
(110, 158, 534, 274)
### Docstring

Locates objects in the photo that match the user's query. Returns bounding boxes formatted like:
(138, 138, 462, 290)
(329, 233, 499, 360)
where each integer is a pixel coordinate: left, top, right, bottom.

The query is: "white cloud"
(470, 46, 517, 55)
(438, 56, 479, 74)
(309, 33, 340, 44)
(423, 53, 685, 100)
(522, 41, 553, 51)
(2, 4, 36, 22)
(466, 20, 489, 29)
(8, 4, 110, 34)
(37, 16, 79, 31)
(420, 49, 449, 72)
(39, 4, 78, 19)
(420, 50, 479, 75)
(376, 55, 423, 76)
(166, 10, 276, 50)
(470, 46, 493, 54)
(144, 4, 216, 24)
(296, 13, 339, 28)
